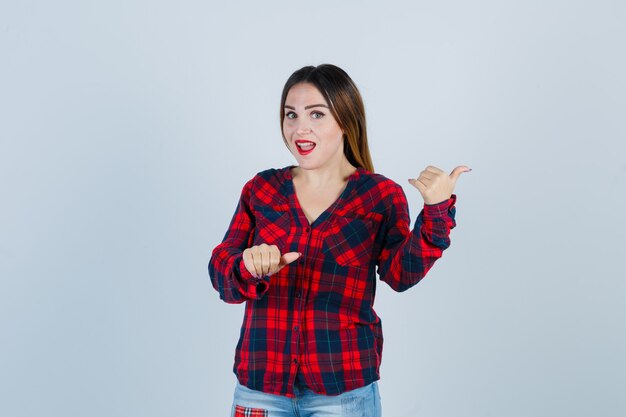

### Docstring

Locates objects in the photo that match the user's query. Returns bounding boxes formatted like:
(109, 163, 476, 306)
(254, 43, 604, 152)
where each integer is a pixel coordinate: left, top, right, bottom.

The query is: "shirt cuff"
(423, 194, 456, 217)
(236, 258, 270, 299)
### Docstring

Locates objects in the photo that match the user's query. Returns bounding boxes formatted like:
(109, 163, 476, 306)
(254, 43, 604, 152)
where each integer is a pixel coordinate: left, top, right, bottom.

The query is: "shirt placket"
(285, 169, 351, 394)
(288, 219, 311, 386)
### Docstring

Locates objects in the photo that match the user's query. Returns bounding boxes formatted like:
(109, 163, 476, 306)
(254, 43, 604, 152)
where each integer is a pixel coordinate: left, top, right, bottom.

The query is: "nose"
(295, 119, 312, 135)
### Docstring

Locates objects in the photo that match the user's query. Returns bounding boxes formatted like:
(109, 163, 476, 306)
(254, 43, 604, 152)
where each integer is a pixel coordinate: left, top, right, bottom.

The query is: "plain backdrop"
(1, 1, 625, 416)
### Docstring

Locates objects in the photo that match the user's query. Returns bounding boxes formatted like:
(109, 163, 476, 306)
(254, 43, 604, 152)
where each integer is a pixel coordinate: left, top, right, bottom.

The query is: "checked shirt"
(209, 165, 457, 397)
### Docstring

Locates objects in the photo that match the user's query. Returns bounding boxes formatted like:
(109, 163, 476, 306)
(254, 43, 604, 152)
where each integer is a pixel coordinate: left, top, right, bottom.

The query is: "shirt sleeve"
(208, 178, 271, 303)
(376, 183, 457, 292)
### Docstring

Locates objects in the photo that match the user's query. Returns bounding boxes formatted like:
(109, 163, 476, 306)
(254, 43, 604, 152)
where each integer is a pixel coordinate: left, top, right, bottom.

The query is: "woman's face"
(283, 83, 346, 171)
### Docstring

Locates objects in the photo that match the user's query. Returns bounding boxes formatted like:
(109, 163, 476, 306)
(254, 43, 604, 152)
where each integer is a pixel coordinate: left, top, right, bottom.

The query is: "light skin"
(409, 165, 472, 205)
(283, 83, 357, 226)
(242, 82, 470, 278)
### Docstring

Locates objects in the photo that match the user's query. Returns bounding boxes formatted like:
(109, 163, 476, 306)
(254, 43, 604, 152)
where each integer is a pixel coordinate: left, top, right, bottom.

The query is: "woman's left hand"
(408, 165, 471, 205)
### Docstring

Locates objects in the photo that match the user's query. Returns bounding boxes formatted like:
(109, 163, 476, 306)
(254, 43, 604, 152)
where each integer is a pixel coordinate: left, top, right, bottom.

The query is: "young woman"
(209, 64, 470, 417)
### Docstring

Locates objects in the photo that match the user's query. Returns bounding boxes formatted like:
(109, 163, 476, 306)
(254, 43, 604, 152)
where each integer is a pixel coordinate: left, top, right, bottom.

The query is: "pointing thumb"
(279, 252, 302, 269)
(449, 165, 472, 183)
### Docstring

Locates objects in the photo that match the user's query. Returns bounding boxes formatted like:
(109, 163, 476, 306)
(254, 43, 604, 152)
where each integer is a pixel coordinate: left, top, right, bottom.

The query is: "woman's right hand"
(242, 244, 301, 278)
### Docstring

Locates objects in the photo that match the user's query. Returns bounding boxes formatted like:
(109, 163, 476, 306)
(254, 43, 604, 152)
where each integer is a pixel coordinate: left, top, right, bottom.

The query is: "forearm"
(378, 195, 456, 292)
(209, 243, 269, 304)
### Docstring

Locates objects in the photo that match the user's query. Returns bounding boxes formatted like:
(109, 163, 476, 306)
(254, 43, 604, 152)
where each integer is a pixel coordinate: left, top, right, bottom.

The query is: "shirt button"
(293, 358, 298, 364)
(305, 227, 310, 233)
(295, 292, 301, 298)
(293, 326, 299, 332)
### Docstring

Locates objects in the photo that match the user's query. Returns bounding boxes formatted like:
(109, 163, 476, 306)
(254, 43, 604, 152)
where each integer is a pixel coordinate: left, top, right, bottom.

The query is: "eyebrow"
(284, 104, 329, 110)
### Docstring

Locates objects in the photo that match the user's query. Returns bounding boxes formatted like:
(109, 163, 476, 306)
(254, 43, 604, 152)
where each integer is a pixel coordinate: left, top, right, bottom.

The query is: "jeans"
(230, 380, 382, 417)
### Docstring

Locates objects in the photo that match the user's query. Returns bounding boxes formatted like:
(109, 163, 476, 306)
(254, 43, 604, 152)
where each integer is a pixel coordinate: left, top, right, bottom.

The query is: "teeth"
(297, 142, 315, 150)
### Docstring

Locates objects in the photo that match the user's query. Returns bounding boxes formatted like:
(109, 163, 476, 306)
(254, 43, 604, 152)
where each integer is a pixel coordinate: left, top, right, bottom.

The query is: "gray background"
(1, 1, 625, 416)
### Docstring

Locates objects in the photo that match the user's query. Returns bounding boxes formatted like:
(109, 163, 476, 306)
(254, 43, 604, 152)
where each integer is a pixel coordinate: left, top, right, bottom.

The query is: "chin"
(291, 154, 309, 166)
(295, 159, 321, 170)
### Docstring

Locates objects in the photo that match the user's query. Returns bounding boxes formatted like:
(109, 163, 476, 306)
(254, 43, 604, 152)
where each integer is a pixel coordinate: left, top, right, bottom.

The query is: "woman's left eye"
(311, 111, 324, 119)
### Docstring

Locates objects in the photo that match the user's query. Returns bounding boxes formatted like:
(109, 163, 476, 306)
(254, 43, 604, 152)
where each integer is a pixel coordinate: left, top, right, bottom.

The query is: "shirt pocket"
(323, 214, 382, 268)
(252, 208, 291, 247)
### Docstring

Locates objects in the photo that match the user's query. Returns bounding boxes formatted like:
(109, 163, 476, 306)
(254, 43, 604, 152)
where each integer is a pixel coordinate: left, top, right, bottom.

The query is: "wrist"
(423, 194, 457, 217)
(424, 195, 451, 206)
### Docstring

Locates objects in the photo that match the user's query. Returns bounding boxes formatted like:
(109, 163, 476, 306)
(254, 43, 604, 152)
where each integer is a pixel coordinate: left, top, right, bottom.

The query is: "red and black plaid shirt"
(209, 166, 457, 397)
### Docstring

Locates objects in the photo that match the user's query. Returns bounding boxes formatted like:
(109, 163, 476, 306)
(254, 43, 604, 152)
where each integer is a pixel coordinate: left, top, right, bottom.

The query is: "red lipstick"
(295, 140, 316, 156)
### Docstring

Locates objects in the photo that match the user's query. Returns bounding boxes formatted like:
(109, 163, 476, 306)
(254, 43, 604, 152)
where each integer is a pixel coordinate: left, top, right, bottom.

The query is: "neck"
(292, 160, 357, 188)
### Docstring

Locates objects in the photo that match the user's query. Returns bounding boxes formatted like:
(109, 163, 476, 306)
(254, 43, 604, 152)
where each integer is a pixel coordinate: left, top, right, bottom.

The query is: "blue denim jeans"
(230, 380, 382, 417)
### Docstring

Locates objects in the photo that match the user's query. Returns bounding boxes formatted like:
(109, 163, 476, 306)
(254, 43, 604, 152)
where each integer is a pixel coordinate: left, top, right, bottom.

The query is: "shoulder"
(245, 166, 290, 188)
(240, 166, 291, 205)
(344, 169, 409, 218)
(355, 169, 406, 200)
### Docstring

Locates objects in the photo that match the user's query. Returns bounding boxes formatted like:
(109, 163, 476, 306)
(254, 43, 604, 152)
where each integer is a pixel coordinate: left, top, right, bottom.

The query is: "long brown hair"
(279, 64, 374, 173)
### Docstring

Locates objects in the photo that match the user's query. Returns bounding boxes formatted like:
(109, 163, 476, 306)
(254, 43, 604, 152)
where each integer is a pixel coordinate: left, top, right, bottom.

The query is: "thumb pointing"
(449, 165, 472, 183)
(279, 252, 302, 269)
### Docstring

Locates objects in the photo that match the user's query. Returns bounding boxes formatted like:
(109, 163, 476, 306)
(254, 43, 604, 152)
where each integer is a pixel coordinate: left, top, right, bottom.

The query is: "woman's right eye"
(285, 112, 297, 119)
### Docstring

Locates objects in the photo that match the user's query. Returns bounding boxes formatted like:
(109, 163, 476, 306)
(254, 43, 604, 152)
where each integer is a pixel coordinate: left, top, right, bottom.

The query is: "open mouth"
(295, 140, 316, 155)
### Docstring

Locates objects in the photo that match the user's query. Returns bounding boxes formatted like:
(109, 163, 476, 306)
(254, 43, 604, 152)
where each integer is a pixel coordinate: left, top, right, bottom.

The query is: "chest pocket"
(323, 214, 382, 267)
(253, 208, 291, 247)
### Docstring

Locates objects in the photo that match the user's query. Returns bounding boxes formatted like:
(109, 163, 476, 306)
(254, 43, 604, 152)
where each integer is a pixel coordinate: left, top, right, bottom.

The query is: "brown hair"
(279, 64, 374, 173)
